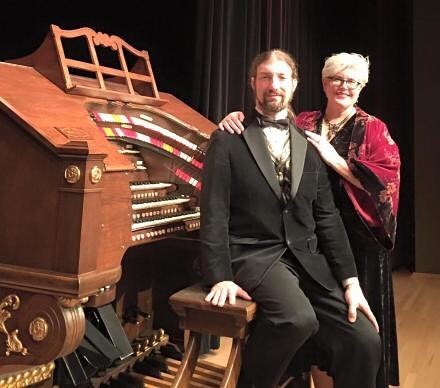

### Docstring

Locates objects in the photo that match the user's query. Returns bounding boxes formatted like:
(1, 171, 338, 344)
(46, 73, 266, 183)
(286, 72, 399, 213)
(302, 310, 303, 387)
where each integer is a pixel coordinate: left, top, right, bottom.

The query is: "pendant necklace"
(324, 109, 355, 140)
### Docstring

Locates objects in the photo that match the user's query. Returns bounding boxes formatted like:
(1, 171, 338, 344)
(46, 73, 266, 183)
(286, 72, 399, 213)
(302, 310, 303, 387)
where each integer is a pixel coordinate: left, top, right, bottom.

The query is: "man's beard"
(257, 91, 292, 114)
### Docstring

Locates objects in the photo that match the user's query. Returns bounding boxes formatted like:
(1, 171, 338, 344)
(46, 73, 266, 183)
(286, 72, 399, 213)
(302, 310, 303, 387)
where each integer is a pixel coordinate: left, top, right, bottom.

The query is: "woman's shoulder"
(355, 107, 397, 146)
(356, 107, 386, 128)
(295, 110, 322, 131)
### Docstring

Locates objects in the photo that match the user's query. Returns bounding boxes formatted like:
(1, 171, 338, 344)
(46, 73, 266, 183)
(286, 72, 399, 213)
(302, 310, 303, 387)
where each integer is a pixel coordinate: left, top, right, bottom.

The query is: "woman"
(218, 53, 400, 388)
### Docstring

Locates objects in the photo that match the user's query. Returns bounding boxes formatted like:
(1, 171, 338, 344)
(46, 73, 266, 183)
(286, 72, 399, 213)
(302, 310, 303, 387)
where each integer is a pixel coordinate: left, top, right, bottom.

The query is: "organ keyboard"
(132, 195, 191, 211)
(0, 24, 215, 386)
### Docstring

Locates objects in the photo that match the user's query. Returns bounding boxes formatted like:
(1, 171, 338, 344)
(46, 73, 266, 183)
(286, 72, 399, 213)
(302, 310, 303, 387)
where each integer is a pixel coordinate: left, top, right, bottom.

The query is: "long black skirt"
(289, 215, 399, 388)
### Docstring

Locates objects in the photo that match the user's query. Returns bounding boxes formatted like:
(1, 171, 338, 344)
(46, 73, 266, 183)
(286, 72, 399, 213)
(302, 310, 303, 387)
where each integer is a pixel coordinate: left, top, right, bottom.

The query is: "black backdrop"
(0, 0, 413, 270)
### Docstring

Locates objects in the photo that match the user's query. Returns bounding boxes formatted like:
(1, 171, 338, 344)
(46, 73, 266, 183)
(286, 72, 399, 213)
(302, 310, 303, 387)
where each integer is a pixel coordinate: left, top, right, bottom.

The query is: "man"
(200, 49, 380, 388)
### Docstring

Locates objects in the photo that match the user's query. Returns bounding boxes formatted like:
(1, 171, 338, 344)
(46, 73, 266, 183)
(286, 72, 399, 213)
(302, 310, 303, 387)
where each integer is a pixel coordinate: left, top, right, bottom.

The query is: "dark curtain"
(190, 0, 414, 270)
(371, 1, 414, 271)
(191, 0, 319, 123)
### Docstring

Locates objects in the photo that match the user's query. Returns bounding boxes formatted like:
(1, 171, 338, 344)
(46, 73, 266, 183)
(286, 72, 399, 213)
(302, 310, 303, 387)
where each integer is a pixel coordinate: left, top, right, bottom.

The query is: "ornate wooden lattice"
(50, 24, 167, 106)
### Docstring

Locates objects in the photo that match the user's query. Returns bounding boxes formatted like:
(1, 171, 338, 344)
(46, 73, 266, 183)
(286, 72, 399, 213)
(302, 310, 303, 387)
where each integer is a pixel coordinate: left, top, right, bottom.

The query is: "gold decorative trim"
(64, 165, 81, 184)
(0, 362, 55, 387)
(156, 328, 165, 342)
(58, 296, 88, 308)
(90, 165, 103, 184)
(29, 317, 48, 342)
(0, 295, 28, 357)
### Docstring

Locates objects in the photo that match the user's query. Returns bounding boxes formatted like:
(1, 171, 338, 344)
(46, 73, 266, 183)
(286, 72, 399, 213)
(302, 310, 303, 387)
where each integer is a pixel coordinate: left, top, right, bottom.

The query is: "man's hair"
(248, 49, 299, 82)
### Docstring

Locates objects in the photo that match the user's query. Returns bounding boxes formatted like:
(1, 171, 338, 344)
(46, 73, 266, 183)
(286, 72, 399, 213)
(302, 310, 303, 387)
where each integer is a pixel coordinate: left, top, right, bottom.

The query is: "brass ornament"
(156, 328, 165, 341)
(0, 362, 54, 386)
(0, 295, 28, 357)
(64, 165, 81, 184)
(90, 165, 103, 184)
(29, 317, 48, 342)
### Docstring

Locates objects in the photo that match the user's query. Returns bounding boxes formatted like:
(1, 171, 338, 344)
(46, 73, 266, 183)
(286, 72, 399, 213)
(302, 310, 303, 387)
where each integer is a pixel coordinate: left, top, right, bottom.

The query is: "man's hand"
(218, 111, 245, 134)
(205, 280, 252, 307)
(344, 282, 379, 332)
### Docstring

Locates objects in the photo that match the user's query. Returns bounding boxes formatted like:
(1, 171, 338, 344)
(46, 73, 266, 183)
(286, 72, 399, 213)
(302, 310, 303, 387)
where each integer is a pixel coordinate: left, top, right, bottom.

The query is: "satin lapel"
(242, 123, 282, 200)
(290, 124, 307, 200)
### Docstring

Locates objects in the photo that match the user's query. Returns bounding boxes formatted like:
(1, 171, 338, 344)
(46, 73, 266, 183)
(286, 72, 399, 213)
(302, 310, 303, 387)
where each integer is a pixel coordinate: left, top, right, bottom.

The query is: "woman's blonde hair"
(322, 52, 370, 85)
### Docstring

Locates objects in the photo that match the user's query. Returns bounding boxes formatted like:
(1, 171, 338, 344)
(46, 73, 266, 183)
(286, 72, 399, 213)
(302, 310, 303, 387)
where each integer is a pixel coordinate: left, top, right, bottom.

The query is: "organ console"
(0, 24, 215, 386)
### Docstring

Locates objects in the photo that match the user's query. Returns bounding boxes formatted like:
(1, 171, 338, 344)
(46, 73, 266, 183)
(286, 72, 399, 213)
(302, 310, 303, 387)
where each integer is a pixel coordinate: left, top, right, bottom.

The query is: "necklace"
(323, 109, 355, 140)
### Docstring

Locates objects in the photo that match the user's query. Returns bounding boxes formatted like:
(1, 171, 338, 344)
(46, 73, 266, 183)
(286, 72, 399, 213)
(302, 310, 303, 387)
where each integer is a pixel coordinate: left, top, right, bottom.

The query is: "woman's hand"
(305, 130, 342, 166)
(305, 130, 364, 189)
(205, 280, 252, 307)
(218, 111, 245, 134)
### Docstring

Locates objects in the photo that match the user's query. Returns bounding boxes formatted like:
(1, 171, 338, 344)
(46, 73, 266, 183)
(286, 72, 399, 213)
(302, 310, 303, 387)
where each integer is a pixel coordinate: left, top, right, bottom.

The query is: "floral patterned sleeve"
(344, 115, 401, 248)
(296, 110, 401, 248)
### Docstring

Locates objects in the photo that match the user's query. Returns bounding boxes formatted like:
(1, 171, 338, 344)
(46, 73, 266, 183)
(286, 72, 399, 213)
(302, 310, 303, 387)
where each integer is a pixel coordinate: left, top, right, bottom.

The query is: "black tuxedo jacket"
(200, 120, 357, 292)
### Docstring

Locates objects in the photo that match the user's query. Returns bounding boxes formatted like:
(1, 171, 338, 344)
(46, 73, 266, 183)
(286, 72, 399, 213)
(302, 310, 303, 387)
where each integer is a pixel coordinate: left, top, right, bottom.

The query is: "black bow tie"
(257, 117, 290, 130)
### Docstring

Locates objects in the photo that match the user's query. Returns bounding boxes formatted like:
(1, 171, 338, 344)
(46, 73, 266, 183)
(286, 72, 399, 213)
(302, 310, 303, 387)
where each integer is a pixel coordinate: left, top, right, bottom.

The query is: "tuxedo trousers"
(238, 253, 381, 388)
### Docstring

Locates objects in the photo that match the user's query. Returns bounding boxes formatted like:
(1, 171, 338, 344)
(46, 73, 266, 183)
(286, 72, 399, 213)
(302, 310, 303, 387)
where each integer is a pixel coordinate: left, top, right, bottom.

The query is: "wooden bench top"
(169, 284, 257, 338)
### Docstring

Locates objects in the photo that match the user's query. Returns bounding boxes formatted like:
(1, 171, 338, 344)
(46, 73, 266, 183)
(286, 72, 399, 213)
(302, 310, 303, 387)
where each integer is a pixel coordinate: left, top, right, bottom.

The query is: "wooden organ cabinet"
(0, 25, 216, 387)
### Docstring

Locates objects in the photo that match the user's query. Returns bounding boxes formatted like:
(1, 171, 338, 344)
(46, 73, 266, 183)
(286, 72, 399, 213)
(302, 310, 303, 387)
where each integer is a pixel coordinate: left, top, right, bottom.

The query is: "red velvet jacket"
(296, 107, 400, 249)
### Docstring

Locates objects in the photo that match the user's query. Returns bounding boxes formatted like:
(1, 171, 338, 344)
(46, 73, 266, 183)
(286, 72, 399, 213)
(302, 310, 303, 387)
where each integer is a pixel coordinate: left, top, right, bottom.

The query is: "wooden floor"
(203, 270, 440, 388)
(394, 271, 440, 388)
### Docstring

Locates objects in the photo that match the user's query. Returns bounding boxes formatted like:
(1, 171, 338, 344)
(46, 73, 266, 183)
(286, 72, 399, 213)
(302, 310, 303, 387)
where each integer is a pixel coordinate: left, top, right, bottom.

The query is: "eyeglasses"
(327, 76, 362, 90)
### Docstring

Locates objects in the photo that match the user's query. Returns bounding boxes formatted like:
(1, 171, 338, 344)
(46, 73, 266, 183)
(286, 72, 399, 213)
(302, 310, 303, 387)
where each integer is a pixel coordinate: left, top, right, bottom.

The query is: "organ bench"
(169, 284, 257, 388)
(169, 285, 312, 388)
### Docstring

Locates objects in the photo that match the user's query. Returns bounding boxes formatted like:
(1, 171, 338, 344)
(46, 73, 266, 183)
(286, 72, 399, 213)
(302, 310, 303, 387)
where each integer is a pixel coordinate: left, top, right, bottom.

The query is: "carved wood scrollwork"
(0, 294, 28, 356)
(0, 289, 85, 366)
(92, 32, 118, 50)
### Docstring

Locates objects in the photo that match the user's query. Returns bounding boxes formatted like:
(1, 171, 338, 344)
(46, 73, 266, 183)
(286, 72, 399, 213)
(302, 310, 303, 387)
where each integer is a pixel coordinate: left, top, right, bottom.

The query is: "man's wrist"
(342, 277, 359, 289)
